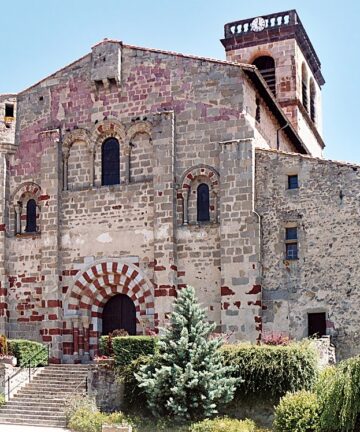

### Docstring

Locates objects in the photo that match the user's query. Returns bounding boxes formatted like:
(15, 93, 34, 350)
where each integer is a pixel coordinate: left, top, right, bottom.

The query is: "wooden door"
(102, 294, 136, 335)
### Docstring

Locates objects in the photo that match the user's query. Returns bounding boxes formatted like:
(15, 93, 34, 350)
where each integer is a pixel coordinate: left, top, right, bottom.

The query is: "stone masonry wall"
(1, 40, 308, 361)
(256, 148, 360, 359)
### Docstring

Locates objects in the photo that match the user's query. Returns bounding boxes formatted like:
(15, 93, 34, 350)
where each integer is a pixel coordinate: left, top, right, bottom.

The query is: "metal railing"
(6, 344, 50, 400)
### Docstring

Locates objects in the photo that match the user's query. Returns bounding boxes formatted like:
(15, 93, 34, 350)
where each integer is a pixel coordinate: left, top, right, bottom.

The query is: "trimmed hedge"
(8, 339, 48, 367)
(99, 336, 157, 367)
(190, 417, 257, 432)
(221, 341, 319, 400)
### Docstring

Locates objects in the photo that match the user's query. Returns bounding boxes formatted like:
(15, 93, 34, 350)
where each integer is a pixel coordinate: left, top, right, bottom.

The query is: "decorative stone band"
(67, 261, 155, 319)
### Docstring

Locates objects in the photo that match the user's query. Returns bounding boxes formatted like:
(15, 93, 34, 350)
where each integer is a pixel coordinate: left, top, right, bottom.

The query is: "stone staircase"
(0, 364, 89, 427)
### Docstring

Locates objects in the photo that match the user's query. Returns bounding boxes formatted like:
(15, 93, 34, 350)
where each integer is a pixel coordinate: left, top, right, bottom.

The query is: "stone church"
(0, 9, 357, 362)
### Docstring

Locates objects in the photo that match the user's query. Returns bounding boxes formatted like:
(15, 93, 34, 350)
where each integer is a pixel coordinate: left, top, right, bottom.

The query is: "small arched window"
(102, 138, 120, 186)
(197, 183, 210, 222)
(25, 199, 37, 233)
(301, 64, 309, 112)
(252, 56, 276, 96)
(310, 79, 316, 123)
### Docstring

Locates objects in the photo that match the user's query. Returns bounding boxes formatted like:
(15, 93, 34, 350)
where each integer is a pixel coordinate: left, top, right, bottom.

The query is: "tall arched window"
(102, 138, 120, 186)
(310, 79, 316, 123)
(25, 199, 37, 233)
(252, 56, 276, 96)
(197, 183, 210, 222)
(301, 64, 309, 112)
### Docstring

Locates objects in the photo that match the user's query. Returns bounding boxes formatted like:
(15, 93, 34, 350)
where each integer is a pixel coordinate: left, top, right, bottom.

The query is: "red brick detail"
(0, 224, 6, 232)
(48, 300, 61, 308)
(234, 301, 241, 309)
(38, 194, 50, 201)
(246, 285, 262, 295)
(221, 286, 235, 296)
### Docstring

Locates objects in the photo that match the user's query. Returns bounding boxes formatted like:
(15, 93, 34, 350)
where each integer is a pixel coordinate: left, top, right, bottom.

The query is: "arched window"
(310, 79, 316, 123)
(25, 199, 37, 233)
(197, 183, 210, 222)
(301, 64, 309, 112)
(102, 138, 120, 186)
(252, 56, 276, 96)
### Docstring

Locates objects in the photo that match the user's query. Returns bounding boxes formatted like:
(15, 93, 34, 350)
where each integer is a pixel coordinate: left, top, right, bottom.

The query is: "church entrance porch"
(62, 259, 155, 364)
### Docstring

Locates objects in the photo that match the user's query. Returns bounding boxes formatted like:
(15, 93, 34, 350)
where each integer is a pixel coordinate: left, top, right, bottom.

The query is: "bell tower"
(221, 10, 325, 157)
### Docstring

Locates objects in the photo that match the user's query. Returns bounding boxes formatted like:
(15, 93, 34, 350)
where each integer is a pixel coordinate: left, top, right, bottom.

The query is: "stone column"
(125, 145, 131, 184)
(72, 318, 79, 358)
(219, 139, 262, 342)
(82, 315, 90, 362)
(14, 204, 22, 235)
(63, 149, 69, 191)
(183, 190, 189, 225)
(89, 147, 95, 187)
(152, 112, 177, 329)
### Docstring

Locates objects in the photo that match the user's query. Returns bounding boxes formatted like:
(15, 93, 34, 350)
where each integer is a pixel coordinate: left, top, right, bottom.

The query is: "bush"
(273, 390, 320, 432)
(190, 417, 256, 432)
(66, 395, 128, 432)
(100, 335, 157, 367)
(0, 393, 5, 407)
(221, 341, 319, 400)
(7, 339, 48, 367)
(0, 335, 8, 355)
(117, 355, 156, 412)
(316, 357, 360, 431)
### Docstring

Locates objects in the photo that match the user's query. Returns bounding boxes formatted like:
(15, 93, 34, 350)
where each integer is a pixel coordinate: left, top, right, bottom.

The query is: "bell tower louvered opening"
(252, 56, 276, 96)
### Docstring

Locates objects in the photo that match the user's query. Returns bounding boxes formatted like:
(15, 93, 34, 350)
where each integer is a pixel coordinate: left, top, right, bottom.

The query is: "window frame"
(25, 199, 37, 234)
(101, 137, 120, 186)
(285, 226, 298, 260)
(197, 183, 210, 223)
(288, 175, 299, 190)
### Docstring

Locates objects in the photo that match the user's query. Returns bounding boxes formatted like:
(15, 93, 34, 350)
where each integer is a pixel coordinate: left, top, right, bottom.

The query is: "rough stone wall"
(1, 40, 311, 361)
(256, 148, 360, 359)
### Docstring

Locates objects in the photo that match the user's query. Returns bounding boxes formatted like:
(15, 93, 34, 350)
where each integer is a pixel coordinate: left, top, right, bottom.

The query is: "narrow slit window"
(285, 227, 298, 260)
(255, 98, 261, 123)
(25, 199, 37, 233)
(102, 138, 120, 186)
(197, 183, 210, 222)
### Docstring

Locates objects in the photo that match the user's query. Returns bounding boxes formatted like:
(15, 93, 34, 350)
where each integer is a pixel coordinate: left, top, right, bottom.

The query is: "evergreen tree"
(136, 285, 236, 421)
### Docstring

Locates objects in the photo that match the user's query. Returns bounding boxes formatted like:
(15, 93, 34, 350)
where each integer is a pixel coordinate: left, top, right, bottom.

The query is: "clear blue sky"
(1, 0, 358, 163)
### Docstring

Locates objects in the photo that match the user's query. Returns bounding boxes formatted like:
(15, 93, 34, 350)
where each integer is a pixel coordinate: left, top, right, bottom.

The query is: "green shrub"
(221, 341, 319, 400)
(8, 339, 48, 367)
(117, 355, 155, 412)
(0, 393, 5, 407)
(190, 417, 256, 432)
(273, 390, 320, 432)
(0, 334, 8, 355)
(66, 395, 128, 432)
(100, 335, 157, 367)
(316, 357, 360, 431)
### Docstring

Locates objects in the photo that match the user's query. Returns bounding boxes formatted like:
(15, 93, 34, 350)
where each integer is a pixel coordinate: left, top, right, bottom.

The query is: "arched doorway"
(102, 294, 136, 335)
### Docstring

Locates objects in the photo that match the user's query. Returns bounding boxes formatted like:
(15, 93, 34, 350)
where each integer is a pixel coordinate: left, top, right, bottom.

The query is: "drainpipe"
(277, 122, 289, 150)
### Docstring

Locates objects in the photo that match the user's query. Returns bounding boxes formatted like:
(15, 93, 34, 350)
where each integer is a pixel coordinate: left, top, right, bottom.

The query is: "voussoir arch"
(126, 121, 153, 141)
(12, 182, 42, 204)
(180, 164, 219, 190)
(92, 119, 126, 148)
(65, 259, 154, 317)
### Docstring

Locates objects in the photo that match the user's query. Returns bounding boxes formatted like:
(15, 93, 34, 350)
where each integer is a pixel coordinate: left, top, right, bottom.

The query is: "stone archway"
(63, 259, 155, 362)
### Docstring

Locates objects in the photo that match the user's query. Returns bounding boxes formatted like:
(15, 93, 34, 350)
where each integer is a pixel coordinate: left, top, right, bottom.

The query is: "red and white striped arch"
(66, 260, 154, 326)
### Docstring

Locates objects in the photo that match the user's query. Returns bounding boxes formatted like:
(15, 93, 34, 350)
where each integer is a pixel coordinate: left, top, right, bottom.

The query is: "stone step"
(0, 417, 66, 427)
(0, 363, 89, 428)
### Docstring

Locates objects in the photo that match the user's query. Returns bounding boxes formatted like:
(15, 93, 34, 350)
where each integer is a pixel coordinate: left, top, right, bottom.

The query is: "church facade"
(0, 10, 358, 362)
